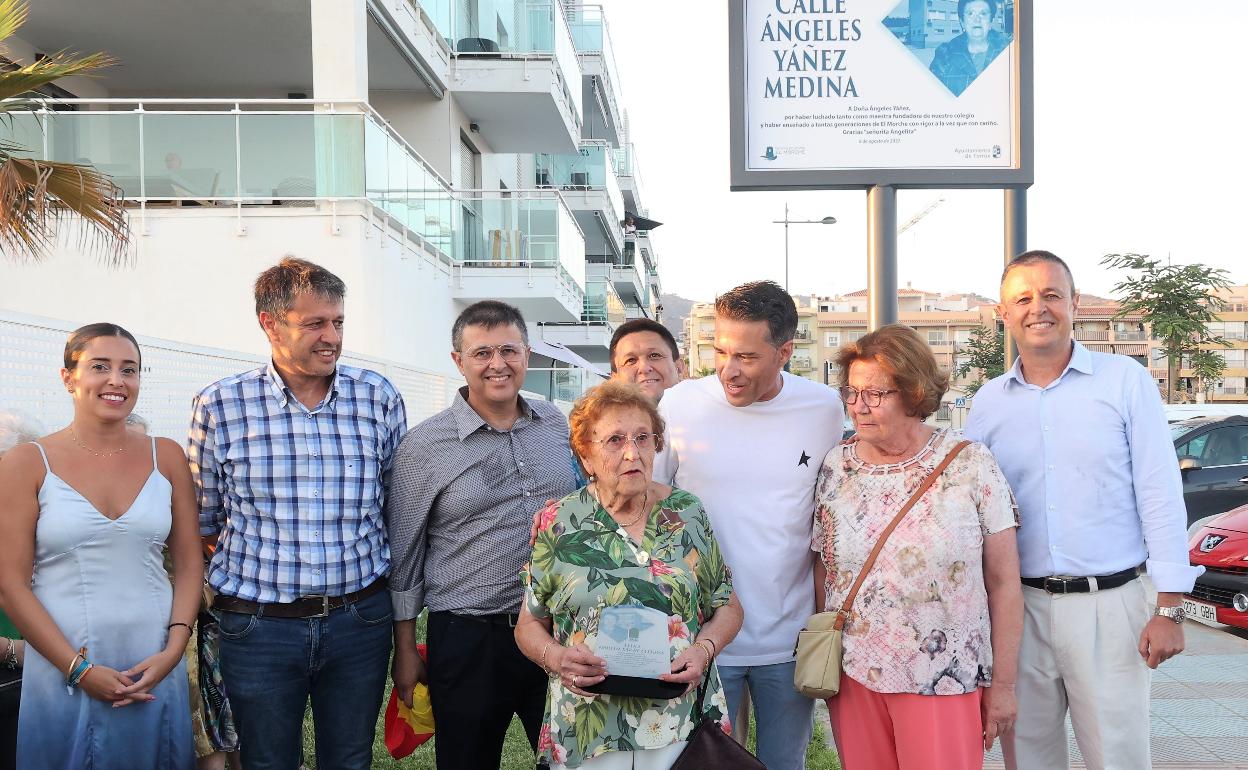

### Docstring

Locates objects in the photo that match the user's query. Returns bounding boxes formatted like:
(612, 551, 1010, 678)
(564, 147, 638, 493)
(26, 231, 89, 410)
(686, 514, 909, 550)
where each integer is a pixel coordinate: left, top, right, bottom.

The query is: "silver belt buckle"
(1043, 577, 1069, 594)
(306, 595, 330, 618)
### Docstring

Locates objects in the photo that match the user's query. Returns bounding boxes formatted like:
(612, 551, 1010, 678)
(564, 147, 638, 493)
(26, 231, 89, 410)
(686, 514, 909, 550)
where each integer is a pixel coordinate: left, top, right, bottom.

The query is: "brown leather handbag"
(669, 667, 765, 770)
(794, 440, 970, 699)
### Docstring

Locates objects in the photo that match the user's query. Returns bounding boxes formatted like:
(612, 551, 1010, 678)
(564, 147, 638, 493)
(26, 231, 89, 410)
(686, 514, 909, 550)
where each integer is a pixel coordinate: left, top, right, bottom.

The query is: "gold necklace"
(593, 484, 651, 528)
(69, 424, 127, 458)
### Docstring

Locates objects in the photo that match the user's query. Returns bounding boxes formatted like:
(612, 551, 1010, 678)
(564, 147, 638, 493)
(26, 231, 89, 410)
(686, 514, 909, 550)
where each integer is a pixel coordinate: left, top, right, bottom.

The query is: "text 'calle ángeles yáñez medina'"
(760, 0, 861, 98)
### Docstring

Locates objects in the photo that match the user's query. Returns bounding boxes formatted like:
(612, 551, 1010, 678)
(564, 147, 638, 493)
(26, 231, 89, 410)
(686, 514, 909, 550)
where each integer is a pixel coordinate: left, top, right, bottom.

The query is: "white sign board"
(729, 0, 1032, 190)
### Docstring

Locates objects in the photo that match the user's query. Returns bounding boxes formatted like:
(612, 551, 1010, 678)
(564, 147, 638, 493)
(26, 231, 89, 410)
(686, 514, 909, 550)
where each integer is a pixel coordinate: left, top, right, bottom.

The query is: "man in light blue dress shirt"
(965, 251, 1201, 770)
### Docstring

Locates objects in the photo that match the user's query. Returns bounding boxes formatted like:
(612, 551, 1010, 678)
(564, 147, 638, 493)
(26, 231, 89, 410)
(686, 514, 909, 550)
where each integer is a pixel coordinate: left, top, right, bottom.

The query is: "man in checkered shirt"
(188, 257, 406, 770)
(388, 300, 578, 770)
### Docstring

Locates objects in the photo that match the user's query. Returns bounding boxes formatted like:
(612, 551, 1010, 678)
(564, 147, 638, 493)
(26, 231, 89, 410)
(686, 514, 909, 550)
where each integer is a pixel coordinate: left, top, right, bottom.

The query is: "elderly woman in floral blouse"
(517, 381, 743, 770)
(813, 325, 1023, 770)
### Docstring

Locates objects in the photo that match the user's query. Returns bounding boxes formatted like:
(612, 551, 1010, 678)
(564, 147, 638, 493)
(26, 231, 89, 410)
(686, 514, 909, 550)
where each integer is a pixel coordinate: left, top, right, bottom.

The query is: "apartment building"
(0, 0, 661, 434)
(1172, 285, 1248, 403)
(683, 287, 997, 427)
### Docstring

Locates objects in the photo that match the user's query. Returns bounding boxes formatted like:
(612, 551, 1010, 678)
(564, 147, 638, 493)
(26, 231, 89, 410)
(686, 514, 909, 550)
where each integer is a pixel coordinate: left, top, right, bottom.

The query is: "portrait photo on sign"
(883, 0, 1015, 96)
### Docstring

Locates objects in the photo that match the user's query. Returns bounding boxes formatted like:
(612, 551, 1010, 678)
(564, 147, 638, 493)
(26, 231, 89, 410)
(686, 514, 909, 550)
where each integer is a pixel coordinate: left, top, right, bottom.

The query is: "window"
(936, 405, 951, 422)
(1177, 434, 1210, 459)
(825, 332, 841, 348)
(848, 330, 866, 342)
(927, 329, 947, 344)
(1190, 426, 1248, 466)
(955, 329, 972, 344)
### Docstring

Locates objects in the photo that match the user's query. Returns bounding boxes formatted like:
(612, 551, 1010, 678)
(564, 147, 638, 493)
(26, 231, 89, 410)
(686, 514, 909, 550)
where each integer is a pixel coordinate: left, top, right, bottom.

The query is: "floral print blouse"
(522, 487, 733, 767)
(813, 429, 1018, 695)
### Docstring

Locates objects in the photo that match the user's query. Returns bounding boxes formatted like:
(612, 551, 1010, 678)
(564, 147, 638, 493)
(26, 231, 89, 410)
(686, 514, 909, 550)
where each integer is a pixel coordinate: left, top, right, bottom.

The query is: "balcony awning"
(1114, 344, 1148, 356)
(530, 338, 610, 379)
(1085, 344, 1113, 353)
(623, 212, 663, 230)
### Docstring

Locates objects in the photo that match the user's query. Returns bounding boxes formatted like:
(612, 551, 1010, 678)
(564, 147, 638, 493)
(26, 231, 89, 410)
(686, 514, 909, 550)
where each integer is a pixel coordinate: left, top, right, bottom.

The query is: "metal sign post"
(728, 0, 1034, 330)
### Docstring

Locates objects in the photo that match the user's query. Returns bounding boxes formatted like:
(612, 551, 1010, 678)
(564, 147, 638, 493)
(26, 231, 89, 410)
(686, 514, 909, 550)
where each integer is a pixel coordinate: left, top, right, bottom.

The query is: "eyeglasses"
(463, 344, 527, 364)
(590, 432, 656, 454)
(839, 386, 899, 407)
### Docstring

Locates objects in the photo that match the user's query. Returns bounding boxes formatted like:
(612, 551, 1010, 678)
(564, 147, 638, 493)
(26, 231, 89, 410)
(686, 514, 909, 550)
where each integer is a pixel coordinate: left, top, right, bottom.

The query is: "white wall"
(0, 206, 463, 382)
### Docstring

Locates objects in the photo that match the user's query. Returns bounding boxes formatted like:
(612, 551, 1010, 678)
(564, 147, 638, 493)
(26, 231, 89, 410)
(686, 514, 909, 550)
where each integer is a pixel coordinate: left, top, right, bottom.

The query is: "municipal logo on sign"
(762, 146, 778, 161)
(1199, 534, 1226, 553)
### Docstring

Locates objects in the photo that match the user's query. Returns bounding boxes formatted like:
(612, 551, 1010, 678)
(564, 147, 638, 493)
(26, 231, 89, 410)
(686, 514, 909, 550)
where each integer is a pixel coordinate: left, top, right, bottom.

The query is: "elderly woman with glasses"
(812, 325, 1023, 770)
(516, 381, 743, 770)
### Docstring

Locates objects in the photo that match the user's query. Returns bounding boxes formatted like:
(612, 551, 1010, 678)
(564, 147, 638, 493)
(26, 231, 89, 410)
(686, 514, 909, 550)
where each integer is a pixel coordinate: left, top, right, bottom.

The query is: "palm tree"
(0, 0, 128, 262)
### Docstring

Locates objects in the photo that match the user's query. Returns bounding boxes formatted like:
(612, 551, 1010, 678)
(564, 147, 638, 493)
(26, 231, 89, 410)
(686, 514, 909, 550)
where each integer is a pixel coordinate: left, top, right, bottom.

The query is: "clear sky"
(601, 0, 1248, 303)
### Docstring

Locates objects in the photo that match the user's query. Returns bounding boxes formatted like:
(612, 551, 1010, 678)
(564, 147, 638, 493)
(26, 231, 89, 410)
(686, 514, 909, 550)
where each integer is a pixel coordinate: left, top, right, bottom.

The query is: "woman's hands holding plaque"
(556, 644, 608, 698)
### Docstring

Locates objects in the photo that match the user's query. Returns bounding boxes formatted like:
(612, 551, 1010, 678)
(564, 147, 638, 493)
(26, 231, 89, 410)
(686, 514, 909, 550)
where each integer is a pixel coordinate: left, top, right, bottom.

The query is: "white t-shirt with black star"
(655, 372, 845, 666)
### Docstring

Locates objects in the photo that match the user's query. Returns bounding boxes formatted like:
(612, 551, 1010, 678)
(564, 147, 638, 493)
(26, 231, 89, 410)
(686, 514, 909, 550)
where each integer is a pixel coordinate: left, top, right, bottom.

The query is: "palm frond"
(0, 50, 115, 102)
(0, 0, 30, 47)
(0, 156, 130, 264)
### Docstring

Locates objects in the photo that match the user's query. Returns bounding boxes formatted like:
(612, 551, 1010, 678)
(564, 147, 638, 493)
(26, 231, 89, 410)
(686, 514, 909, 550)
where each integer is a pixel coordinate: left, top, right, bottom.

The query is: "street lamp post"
(773, 202, 837, 293)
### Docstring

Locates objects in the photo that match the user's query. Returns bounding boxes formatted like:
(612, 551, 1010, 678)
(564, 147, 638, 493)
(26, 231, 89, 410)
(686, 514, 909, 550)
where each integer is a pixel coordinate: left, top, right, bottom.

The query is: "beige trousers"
(1003, 579, 1152, 770)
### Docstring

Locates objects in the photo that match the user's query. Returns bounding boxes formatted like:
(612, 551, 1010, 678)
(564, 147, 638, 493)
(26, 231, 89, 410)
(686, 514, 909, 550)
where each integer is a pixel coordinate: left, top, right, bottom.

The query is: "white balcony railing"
(565, 4, 623, 128)
(0, 99, 584, 291)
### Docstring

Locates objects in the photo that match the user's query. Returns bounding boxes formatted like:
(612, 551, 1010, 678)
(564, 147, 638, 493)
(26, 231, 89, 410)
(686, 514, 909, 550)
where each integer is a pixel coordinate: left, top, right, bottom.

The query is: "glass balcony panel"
(1, 112, 46, 160)
(453, 0, 556, 53)
(238, 113, 363, 200)
(414, 0, 453, 44)
(142, 113, 238, 198)
(41, 112, 142, 199)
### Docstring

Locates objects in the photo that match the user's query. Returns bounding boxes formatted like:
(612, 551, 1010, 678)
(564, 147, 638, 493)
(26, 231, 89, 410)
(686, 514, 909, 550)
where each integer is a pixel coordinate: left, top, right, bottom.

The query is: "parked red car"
(1186, 503, 1248, 629)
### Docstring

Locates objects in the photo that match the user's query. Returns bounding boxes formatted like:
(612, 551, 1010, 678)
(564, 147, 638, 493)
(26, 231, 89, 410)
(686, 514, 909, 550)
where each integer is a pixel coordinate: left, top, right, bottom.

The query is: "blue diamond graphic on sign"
(882, 0, 1013, 97)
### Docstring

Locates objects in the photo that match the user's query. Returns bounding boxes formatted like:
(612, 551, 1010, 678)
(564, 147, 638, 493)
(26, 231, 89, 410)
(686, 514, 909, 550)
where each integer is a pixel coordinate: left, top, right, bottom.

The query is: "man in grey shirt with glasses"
(386, 301, 577, 770)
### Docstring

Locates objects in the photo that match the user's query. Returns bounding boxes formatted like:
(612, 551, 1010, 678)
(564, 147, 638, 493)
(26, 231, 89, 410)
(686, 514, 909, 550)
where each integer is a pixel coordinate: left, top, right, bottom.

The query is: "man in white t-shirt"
(654, 281, 844, 770)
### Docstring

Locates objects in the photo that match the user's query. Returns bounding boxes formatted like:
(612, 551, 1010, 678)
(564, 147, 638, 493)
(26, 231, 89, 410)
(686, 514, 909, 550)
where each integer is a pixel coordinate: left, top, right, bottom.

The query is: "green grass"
(296, 613, 841, 769)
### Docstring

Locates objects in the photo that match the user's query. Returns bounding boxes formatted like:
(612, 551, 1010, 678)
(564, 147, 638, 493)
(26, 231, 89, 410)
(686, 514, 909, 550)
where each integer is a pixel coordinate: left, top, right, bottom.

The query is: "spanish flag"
(384, 644, 435, 758)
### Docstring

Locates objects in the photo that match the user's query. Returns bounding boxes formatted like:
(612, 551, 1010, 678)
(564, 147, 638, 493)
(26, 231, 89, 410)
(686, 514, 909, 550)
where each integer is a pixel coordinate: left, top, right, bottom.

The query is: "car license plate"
(1183, 598, 1219, 625)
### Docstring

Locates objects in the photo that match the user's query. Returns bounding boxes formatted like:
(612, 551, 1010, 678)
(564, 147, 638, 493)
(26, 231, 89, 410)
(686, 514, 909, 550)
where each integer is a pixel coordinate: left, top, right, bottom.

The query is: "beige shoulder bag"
(794, 440, 970, 699)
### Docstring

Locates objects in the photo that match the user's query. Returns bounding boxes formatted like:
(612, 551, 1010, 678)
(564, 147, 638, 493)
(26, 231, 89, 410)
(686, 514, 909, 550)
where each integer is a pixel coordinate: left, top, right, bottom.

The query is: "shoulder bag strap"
(832, 440, 970, 631)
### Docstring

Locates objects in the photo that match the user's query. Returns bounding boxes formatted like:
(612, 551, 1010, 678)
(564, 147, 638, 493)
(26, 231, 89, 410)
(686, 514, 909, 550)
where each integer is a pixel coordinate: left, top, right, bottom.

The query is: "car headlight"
(1235, 593, 1248, 613)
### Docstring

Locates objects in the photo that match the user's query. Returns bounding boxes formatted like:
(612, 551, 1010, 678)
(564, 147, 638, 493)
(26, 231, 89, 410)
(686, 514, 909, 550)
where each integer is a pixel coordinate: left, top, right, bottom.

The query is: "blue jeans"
(719, 661, 813, 770)
(217, 588, 393, 770)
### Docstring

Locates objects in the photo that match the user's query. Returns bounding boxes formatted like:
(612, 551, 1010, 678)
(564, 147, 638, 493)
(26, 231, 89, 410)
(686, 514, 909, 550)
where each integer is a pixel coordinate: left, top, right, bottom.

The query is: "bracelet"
(693, 641, 711, 670)
(539, 641, 558, 676)
(700, 637, 717, 658)
(68, 661, 93, 688)
(167, 622, 193, 635)
(65, 647, 87, 681)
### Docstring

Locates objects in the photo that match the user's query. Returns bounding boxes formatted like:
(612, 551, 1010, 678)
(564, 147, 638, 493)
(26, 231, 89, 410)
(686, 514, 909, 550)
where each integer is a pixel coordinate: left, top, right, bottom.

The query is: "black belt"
(213, 578, 387, 619)
(1021, 568, 1138, 595)
(435, 610, 520, 627)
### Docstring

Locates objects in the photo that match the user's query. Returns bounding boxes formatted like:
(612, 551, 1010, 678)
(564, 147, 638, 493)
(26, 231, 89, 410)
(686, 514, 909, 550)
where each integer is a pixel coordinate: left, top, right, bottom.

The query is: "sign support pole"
(867, 185, 899, 331)
(1003, 185, 1027, 367)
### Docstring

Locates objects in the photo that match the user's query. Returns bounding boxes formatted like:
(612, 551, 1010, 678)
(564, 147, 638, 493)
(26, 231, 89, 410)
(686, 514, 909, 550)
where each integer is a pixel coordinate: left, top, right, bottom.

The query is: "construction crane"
(898, 197, 945, 235)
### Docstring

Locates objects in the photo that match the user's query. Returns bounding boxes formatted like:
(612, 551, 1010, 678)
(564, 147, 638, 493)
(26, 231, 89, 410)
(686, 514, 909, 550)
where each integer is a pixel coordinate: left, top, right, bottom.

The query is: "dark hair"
(452, 300, 529, 351)
(1001, 250, 1077, 296)
(714, 280, 798, 347)
(608, 319, 679, 371)
(63, 323, 141, 370)
(254, 256, 347, 321)
(835, 324, 947, 419)
(958, 0, 997, 21)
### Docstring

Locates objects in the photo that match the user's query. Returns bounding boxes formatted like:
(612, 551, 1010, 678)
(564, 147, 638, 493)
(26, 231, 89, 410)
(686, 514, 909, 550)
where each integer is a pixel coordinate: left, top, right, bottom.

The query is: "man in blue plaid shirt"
(188, 257, 406, 770)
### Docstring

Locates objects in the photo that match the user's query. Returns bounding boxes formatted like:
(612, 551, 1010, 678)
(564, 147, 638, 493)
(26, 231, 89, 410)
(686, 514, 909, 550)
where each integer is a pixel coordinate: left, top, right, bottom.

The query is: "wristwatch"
(1155, 605, 1186, 624)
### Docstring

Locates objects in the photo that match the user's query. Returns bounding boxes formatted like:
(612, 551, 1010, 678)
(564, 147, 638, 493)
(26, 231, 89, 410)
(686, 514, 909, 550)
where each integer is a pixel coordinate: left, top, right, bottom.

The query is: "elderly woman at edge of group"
(0, 410, 44, 770)
(0, 323, 201, 770)
(812, 324, 1023, 770)
(516, 381, 743, 770)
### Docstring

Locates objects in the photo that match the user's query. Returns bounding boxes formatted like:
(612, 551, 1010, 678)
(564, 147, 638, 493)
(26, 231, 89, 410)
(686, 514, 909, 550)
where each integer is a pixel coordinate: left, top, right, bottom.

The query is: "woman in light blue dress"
(0, 323, 201, 770)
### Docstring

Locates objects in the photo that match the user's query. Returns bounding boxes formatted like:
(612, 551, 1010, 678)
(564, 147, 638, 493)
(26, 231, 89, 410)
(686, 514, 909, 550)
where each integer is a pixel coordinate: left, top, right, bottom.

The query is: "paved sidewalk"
(982, 621, 1248, 768)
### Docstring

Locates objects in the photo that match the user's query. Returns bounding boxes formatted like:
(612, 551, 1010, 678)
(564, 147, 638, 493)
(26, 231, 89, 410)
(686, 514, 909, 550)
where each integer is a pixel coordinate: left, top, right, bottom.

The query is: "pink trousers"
(826, 675, 984, 770)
